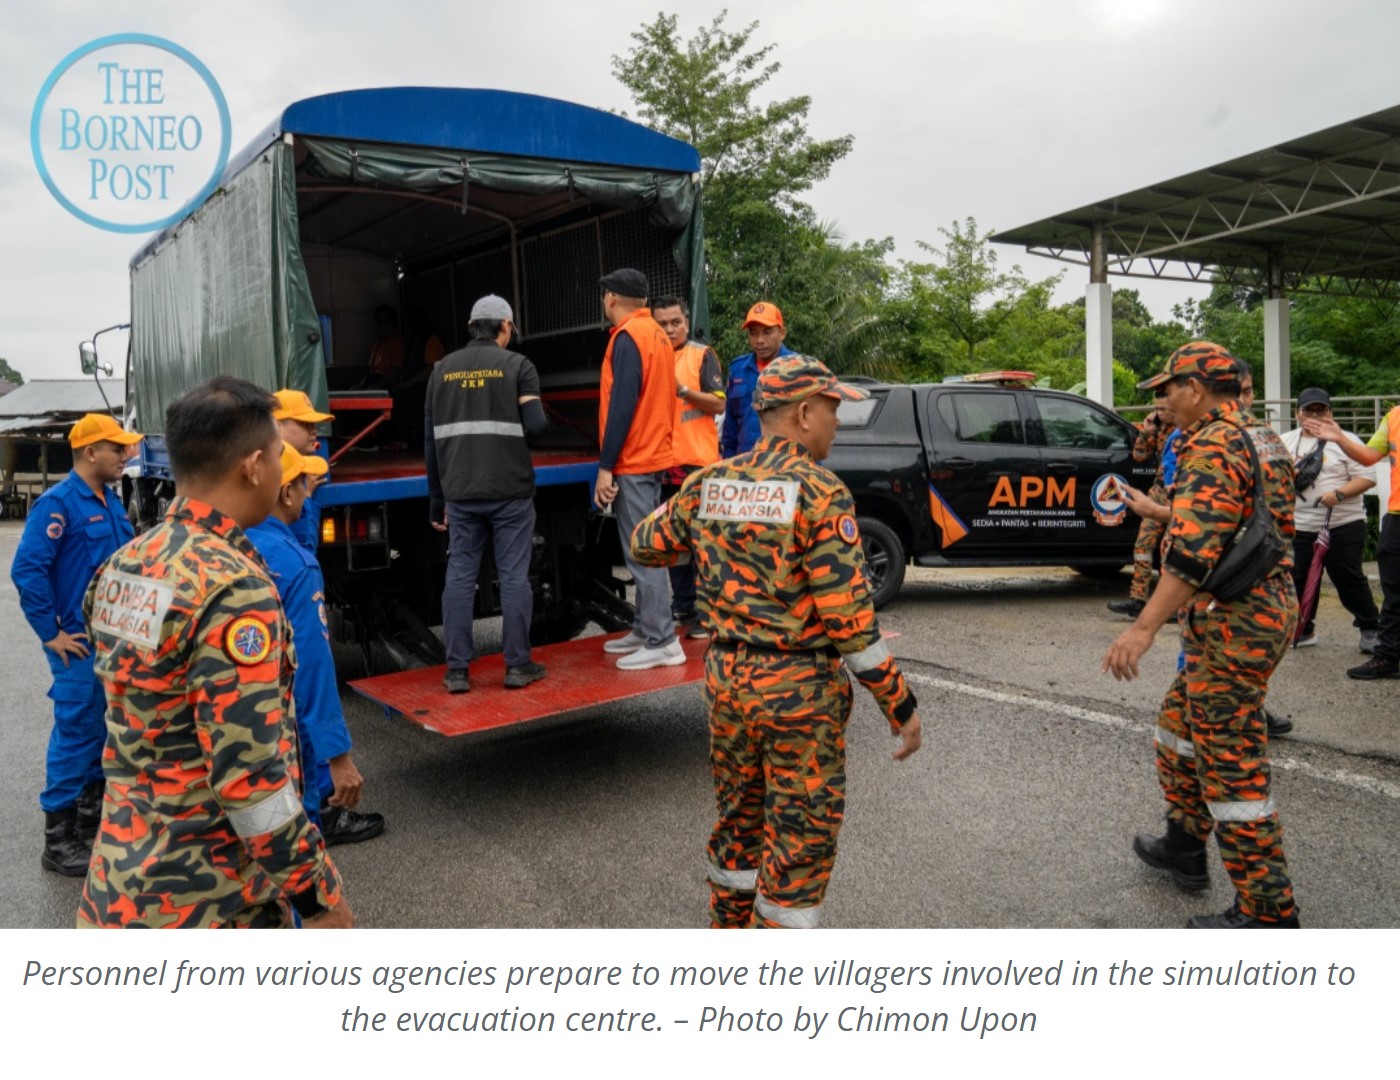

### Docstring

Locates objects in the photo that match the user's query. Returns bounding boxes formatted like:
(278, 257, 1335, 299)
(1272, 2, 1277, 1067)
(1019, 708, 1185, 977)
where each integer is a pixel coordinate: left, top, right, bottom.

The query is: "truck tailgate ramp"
(348, 633, 708, 736)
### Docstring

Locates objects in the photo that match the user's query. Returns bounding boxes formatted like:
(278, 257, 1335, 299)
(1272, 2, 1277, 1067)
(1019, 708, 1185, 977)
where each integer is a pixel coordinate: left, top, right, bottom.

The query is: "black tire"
(857, 516, 906, 609)
(1071, 563, 1127, 579)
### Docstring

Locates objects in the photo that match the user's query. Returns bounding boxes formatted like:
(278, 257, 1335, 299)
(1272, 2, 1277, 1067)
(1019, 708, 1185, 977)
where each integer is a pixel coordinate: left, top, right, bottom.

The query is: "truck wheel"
(857, 517, 906, 609)
(1071, 564, 1127, 580)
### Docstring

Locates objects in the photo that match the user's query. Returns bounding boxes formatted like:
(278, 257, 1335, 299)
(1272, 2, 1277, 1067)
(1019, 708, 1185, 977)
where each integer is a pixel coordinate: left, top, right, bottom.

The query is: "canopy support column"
(1086, 222, 1114, 406)
(1263, 257, 1290, 432)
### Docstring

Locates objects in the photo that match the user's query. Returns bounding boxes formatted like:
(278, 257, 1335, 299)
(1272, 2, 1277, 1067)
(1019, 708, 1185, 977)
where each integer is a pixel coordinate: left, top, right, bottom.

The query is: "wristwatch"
(676, 385, 690, 400)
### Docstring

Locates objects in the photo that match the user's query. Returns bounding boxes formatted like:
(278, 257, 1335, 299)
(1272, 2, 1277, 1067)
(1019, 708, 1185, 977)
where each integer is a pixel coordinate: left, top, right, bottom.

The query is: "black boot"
(42, 809, 92, 877)
(1187, 898, 1301, 928)
(1132, 818, 1209, 891)
(74, 780, 105, 844)
(320, 805, 386, 847)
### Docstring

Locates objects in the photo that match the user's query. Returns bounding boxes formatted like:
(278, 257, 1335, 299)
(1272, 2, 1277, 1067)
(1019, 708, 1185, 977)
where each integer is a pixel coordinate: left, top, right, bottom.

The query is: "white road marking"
(904, 672, 1400, 802)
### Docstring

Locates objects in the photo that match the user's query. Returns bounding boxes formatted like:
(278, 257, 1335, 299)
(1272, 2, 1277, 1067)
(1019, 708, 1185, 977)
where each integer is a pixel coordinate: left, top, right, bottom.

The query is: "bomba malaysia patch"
(88, 569, 174, 650)
(225, 615, 273, 665)
(698, 478, 798, 524)
(838, 515, 860, 544)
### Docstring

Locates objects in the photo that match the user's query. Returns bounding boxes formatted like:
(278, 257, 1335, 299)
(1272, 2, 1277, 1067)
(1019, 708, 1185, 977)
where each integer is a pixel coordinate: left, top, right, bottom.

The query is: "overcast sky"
(3, 0, 1398, 383)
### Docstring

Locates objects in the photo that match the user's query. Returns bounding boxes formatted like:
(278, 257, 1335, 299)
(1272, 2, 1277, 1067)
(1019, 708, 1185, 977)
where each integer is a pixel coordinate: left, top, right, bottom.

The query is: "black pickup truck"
(825, 380, 1157, 607)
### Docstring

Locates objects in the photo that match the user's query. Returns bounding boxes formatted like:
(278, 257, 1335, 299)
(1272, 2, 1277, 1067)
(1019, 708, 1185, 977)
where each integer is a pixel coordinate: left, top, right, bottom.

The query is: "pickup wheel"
(857, 516, 906, 609)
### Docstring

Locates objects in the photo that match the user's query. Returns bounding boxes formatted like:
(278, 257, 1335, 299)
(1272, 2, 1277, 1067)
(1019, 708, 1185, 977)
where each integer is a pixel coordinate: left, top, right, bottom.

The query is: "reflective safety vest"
(599, 308, 675, 475)
(1387, 407, 1400, 513)
(671, 341, 720, 468)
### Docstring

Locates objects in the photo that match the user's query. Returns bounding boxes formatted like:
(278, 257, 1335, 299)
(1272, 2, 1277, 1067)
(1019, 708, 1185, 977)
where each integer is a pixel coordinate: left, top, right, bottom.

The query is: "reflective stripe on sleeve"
(1207, 797, 1276, 823)
(433, 421, 525, 439)
(843, 637, 890, 673)
(707, 861, 757, 891)
(755, 893, 821, 929)
(226, 785, 301, 839)
(1155, 727, 1195, 759)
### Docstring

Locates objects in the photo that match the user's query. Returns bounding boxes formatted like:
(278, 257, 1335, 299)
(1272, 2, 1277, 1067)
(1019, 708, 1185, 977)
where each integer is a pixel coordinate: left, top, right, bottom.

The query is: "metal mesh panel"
(520, 221, 602, 337)
(600, 208, 683, 303)
(452, 247, 513, 334)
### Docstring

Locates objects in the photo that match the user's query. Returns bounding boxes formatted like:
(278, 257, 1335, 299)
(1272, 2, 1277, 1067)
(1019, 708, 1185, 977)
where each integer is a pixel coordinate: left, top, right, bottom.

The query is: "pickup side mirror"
(79, 341, 98, 376)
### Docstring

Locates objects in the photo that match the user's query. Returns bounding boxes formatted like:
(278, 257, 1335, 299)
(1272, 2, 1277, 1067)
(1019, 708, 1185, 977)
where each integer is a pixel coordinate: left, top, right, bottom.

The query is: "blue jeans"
(443, 497, 536, 669)
(615, 472, 676, 648)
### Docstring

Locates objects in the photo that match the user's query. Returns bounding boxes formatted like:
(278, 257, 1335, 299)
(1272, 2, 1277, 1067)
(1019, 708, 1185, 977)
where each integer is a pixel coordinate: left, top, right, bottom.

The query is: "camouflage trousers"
(703, 643, 852, 929)
(1129, 488, 1168, 602)
(1153, 573, 1299, 920)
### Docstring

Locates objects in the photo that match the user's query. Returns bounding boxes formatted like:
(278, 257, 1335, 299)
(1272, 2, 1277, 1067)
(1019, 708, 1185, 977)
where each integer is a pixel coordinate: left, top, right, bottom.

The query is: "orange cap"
(273, 389, 334, 423)
(742, 302, 784, 329)
(278, 443, 329, 487)
(68, 413, 143, 449)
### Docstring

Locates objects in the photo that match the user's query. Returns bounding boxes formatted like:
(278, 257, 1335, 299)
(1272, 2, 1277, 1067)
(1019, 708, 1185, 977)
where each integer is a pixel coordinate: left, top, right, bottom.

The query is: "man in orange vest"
(1305, 401, 1400, 679)
(653, 295, 725, 637)
(595, 268, 685, 670)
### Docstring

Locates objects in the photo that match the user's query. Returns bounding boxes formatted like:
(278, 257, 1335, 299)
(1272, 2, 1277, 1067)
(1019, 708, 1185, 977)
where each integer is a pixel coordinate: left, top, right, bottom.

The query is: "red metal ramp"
(348, 632, 707, 737)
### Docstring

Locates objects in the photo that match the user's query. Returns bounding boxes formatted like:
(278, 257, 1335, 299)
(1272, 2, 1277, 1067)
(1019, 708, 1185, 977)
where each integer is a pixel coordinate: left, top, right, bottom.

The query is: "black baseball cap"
(1297, 387, 1331, 409)
(599, 268, 649, 300)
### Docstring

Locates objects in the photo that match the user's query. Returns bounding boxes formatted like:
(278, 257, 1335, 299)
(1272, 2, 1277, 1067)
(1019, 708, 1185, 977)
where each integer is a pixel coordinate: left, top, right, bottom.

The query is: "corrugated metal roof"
(0, 380, 125, 418)
(992, 104, 1400, 293)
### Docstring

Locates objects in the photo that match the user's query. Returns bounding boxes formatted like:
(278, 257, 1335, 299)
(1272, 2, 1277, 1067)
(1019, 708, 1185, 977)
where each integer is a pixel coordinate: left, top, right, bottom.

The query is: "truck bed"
(349, 631, 707, 736)
(318, 448, 599, 507)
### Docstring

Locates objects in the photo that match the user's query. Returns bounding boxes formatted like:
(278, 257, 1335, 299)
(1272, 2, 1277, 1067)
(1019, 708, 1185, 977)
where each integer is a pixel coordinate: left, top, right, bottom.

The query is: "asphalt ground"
(1, 518, 1396, 929)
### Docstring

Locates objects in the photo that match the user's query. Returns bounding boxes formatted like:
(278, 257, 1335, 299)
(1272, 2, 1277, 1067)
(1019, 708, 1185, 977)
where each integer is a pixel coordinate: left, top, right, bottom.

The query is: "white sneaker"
(616, 640, 686, 670)
(1294, 631, 1318, 648)
(604, 631, 646, 654)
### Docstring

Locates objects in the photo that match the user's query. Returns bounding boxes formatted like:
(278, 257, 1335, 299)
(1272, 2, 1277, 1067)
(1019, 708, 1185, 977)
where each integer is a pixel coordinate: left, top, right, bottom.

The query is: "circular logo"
(31, 34, 231, 234)
(838, 514, 860, 544)
(225, 615, 272, 666)
(1090, 473, 1128, 527)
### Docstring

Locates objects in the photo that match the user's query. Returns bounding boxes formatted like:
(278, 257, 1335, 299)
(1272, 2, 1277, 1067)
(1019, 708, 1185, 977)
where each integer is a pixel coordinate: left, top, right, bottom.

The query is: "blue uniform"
(245, 516, 352, 824)
(10, 471, 134, 811)
(720, 344, 795, 458)
(291, 492, 320, 552)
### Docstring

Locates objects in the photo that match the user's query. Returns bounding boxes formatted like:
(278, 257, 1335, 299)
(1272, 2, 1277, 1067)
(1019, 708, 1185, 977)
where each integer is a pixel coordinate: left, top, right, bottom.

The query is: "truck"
(112, 87, 707, 673)
(825, 376, 1156, 607)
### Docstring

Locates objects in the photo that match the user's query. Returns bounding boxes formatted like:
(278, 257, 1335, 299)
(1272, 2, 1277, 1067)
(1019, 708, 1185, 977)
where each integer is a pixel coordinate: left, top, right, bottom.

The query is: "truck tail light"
(321, 514, 338, 545)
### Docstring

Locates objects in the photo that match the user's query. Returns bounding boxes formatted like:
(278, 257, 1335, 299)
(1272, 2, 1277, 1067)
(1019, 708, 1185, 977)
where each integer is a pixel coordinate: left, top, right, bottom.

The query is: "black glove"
(430, 498, 445, 527)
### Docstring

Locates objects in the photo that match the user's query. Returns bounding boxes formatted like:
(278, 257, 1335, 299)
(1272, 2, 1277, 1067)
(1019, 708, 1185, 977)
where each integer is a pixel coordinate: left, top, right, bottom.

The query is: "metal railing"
(1119, 394, 1397, 434)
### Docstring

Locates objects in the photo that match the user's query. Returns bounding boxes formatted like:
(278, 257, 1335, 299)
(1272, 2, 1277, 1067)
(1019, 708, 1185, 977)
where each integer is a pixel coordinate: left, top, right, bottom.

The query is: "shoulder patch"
(838, 515, 860, 544)
(46, 520, 63, 539)
(225, 615, 273, 666)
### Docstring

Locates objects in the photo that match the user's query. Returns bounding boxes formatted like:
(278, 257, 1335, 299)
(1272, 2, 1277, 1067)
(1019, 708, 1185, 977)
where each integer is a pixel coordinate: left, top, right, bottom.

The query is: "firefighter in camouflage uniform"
(1104, 343, 1300, 929)
(633, 357, 922, 929)
(77, 377, 351, 929)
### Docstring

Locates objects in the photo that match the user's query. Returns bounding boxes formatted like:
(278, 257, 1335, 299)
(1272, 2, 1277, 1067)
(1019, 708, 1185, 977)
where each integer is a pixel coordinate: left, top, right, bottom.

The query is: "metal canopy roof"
(0, 380, 125, 418)
(992, 104, 1400, 296)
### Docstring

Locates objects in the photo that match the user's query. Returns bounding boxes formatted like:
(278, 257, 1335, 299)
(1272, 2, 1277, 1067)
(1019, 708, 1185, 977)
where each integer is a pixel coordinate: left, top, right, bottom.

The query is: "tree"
(894, 218, 1040, 368)
(613, 11, 867, 362)
(612, 11, 853, 212)
(0, 357, 24, 386)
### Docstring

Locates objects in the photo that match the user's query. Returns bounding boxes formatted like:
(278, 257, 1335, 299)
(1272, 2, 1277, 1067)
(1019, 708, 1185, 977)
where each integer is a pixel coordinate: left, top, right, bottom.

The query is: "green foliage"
(892, 218, 1040, 369)
(0, 357, 24, 386)
(614, 11, 887, 371)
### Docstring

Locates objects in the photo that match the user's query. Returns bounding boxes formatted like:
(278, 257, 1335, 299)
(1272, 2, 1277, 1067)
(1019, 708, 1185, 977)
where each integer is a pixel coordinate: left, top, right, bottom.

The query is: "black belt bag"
(1201, 430, 1290, 603)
